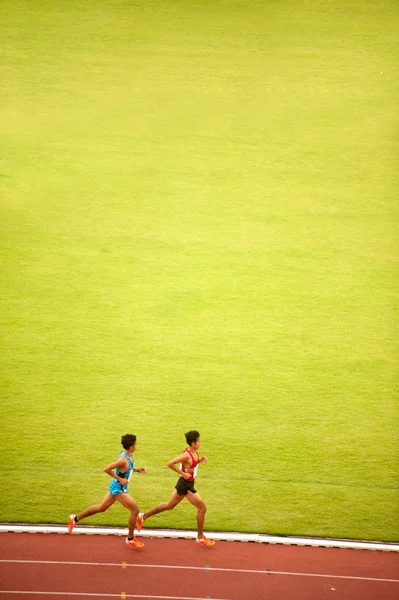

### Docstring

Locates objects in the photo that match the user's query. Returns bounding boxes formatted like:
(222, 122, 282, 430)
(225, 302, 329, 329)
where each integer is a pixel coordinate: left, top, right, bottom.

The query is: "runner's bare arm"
(134, 467, 147, 474)
(104, 457, 129, 484)
(167, 452, 192, 479)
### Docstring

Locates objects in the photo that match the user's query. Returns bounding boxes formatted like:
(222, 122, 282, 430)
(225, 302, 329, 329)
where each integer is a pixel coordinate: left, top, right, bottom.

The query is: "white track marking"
(0, 593, 228, 599)
(0, 559, 398, 583)
(1, 525, 398, 552)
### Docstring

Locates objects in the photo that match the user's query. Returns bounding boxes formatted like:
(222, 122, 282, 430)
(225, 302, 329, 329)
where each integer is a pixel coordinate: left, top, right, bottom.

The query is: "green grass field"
(1, 0, 398, 542)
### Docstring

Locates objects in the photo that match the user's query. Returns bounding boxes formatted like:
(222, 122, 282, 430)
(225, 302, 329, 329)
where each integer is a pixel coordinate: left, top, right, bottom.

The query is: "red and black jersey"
(181, 448, 199, 481)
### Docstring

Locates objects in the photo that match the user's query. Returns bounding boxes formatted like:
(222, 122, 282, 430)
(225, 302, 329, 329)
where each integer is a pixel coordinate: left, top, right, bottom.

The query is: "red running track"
(0, 532, 398, 599)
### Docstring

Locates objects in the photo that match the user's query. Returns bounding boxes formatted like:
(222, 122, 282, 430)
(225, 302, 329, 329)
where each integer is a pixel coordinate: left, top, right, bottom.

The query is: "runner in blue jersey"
(68, 434, 147, 549)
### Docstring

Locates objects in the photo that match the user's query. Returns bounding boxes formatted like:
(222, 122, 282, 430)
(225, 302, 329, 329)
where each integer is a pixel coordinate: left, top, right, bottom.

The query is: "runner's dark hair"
(121, 433, 137, 449)
(185, 430, 200, 445)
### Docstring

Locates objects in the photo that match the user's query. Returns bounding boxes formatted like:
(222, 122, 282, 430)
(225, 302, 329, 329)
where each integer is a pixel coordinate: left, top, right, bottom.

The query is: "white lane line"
(0, 593, 229, 599)
(1, 525, 398, 552)
(0, 559, 398, 583)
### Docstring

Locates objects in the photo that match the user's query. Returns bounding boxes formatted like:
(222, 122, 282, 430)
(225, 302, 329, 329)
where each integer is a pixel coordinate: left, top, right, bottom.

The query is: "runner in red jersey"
(180, 447, 199, 481)
(136, 430, 215, 547)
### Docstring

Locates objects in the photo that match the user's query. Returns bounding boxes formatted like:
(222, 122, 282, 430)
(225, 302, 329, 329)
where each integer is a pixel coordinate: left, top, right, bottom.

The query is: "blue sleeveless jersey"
(109, 451, 134, 495)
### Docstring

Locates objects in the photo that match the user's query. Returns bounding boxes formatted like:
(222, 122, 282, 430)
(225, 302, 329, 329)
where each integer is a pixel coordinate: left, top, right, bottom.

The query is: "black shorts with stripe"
(175, 477, 197, 496)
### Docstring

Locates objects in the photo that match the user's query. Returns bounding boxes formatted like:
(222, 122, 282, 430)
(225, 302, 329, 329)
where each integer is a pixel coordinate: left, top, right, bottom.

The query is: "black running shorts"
(175, 477, 197, 496)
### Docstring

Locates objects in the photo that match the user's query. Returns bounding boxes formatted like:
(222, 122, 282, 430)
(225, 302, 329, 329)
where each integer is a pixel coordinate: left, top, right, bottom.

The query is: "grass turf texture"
(0, 0, 398, 542)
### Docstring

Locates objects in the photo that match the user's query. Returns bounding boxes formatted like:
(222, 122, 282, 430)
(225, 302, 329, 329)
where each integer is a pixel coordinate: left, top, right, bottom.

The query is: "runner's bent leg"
(76, 492, 115, 522)
(116, 493, 140, 538)
(186, 491, 207, 539)
(143, 490, 184, 522)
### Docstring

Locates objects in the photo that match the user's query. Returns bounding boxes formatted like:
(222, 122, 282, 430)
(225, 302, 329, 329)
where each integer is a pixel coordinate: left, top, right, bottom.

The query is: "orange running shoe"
(136, 513, 145, 532)
(125, 537, 145, 549)
(68, 515, 76, 535)
(196, 536, 215, 547)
